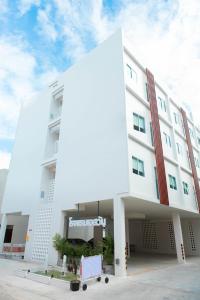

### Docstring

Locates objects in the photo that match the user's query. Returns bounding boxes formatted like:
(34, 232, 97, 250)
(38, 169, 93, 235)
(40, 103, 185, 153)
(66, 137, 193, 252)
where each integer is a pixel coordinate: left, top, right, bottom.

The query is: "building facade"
(1, 30, 200, 276)
(0, 169, 8, 224)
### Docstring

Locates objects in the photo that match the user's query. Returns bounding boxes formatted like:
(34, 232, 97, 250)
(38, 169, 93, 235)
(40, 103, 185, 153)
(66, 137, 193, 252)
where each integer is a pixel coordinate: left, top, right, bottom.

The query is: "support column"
(48, 210, 65, 266)
(0, 214, 7, 253)
(125, 218, 130, 258)
(172, 213, 186, 263)
(114, 196, 126, 276)
(94, 226, 103, 247)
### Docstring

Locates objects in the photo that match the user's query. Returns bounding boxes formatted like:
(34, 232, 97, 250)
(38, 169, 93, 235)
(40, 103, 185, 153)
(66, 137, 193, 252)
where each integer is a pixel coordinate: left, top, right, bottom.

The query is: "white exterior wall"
(52, 30, 129, 210)
(0, 169, 8, 224)
(1, 90, 51, 215)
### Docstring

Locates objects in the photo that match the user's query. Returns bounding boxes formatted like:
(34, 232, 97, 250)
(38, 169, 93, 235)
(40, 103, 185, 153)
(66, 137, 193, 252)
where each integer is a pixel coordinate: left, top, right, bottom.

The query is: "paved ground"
(0, 256, 200, 299)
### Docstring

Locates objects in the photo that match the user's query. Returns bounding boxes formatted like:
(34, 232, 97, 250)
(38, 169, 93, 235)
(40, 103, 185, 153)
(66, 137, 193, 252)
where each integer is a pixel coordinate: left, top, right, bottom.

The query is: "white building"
(1, 30, 200, 276)
(0, 169, 8, 224)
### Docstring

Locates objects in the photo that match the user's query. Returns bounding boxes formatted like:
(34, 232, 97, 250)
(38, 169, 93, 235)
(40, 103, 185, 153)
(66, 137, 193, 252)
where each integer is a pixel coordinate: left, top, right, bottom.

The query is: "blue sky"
(0, 0, 200, 168)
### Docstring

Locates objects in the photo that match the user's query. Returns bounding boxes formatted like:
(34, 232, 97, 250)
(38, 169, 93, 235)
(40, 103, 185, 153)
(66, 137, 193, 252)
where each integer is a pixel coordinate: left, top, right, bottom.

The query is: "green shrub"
(103, 235, 114, 265)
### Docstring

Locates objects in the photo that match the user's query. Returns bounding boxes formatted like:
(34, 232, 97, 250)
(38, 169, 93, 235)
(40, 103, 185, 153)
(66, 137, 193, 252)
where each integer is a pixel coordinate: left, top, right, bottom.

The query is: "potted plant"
(70, 277, 80, 291)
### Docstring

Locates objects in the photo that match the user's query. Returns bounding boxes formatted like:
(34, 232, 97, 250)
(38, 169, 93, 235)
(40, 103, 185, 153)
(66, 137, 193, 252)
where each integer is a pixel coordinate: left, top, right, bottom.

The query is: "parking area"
(0, 257, 200, 300)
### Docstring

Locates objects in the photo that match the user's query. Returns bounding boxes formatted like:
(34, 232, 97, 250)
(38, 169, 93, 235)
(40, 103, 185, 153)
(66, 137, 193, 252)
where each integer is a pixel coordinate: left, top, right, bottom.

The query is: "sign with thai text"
(68, 216, 106, 227)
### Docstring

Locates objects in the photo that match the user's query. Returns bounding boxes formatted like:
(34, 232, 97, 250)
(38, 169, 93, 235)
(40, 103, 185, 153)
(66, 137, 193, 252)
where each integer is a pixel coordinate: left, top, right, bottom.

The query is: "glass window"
(158, 96, 167, 112)
(189, 127, 194, 139)
(176, 143, 182, 155)
(133, 113, 145, 133)
(154, 167, 159, 199)
(169, 175, 177, 190)
(150, 122, 154, 146)
(183, 182, 189, 195)
(126, 64, 137, 82)
(163, 132, 171, 147)
(132, 156, 145, 177)
(195, 157, 200, 168)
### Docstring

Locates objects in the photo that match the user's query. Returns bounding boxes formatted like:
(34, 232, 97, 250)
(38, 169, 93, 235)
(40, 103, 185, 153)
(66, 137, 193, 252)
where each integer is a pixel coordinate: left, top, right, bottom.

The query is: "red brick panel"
(146, 69, 169, 206)
(181, 108, 200, 212)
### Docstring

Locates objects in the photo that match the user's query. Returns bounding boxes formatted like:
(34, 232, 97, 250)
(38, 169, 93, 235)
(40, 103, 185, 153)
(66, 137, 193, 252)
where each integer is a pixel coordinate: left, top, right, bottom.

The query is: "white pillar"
(172, 213, 186, 264)
(125, 218, 130, 258)
(0, 214, 7, 253)
(48, 210, 65, 266)
(114, 196, 126, 276)
(24, 214, 34, 261)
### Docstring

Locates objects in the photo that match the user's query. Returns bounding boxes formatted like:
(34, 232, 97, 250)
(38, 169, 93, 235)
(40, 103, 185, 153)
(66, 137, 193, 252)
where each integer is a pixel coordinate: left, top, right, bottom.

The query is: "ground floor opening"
(0, 213, 29, 259)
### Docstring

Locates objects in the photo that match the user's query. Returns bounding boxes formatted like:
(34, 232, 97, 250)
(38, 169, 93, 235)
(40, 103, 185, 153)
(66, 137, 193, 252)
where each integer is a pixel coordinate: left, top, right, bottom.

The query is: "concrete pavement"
(0, 256, 200, 299)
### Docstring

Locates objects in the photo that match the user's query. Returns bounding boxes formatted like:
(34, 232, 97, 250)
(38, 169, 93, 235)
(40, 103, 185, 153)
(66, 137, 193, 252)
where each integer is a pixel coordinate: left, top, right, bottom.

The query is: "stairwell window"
(126, 64, 137, 82)
(183, 181, 189, 195)
(169, 175, 177, 190)
(132, 156, 145, 177)
(133, 113, 145, 133)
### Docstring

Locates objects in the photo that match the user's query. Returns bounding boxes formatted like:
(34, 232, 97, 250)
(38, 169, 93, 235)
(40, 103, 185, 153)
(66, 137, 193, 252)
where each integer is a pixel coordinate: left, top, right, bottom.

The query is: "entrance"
(4, 225, 13, 243)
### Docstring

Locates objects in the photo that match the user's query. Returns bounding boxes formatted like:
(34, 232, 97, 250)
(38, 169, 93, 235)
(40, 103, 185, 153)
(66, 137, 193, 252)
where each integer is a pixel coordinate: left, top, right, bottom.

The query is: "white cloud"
(17, 0, 40, 15)
(37, 5, 58, 42)
(0, 34, 58, 139)
(0, 150, 11, 169)
(0, 36, 37, 138)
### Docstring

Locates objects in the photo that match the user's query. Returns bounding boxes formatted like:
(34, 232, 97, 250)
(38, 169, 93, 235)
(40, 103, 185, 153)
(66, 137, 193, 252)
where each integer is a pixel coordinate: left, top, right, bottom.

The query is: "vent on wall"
(143, 221, 158, 250)
(168, 221, 175, 249)
(188, 223, 196, 251)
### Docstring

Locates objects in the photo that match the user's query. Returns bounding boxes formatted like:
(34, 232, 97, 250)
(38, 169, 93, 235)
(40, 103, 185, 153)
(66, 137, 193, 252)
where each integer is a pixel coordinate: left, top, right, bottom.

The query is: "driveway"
(0, 257, 200, 299)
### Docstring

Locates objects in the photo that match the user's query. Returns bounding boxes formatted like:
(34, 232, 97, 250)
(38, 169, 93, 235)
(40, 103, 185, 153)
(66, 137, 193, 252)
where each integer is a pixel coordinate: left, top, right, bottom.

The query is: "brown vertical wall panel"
(181, 108, 200, 212)
(146, 69, 169, 206)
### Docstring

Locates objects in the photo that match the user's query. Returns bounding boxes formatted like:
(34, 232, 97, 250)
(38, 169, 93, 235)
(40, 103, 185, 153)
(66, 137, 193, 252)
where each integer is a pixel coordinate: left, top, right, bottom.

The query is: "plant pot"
(70, 280, 80, 292)
(103, 264, 114, 275)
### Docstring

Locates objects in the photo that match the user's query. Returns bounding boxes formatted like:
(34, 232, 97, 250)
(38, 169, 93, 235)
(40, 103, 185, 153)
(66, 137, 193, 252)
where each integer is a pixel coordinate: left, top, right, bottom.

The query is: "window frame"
(126, 64, 137, 82)
(158, 96, 167, 112)
(182, 181, 189, 195)
(169, 174, 177, 190)
(133, 113, 146, 133)
(132, 156, 145, 177)
(163, 132, 171, 147)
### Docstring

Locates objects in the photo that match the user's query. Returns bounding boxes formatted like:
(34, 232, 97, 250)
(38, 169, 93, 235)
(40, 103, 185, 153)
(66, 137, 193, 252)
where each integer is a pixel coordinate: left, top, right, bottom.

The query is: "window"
(174, 112, 180, 125)
(154, 167, 159, 199)
(146, 83, 149, 102)
(187, 151, 191, 169)
(133, 113, 145, 133)
(193, 186, 197, 205)
(195, 157, 200, 168)
(189, 127, 195, 139)
(4, 225, 13, 243)
(169, 175, 177, 190)
(176, 142, 182, 155)
(183, 182, 189, 195)
(150, 122, 154, 146)
(158, 96, 167, 112)
(163, 132, 171, 147)
(132, 156, 145, 177)
(126, 64, 137, 82)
